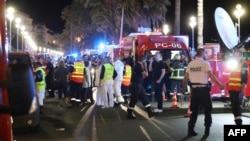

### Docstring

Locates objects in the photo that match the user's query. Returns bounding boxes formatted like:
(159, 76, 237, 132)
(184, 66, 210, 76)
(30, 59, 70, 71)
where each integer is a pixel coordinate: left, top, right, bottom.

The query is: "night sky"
(5, 0, 250, 43)
(6, 0, 72, 33)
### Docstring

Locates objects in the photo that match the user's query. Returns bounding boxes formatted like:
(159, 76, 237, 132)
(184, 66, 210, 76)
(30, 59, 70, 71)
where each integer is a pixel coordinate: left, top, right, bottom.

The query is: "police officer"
(228, 49, 248, 125)
(182, 48, 225, 137)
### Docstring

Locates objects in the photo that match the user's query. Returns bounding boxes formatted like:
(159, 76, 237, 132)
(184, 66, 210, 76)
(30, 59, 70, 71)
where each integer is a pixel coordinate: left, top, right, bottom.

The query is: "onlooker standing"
(33, 62, 46, 114)
(81, 61, 93, 106)
(100, 57, 117, 108)
(54, 60, 70, 107)
(227, 49, 248, 125)
(113, 55, 125, 106)
(182, 48, 225, 137)
(163, 58, 172, 101)
(149, 52, 166, 113)
(127, 56, 153, 119)
(45, 57, 55, 98)
(94, 56, 104, 106)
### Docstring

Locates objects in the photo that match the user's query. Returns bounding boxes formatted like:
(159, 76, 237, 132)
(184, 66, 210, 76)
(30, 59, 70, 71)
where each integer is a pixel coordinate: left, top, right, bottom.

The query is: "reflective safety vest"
(41, 65, 46, 74)
(169, 68, 185, 80)
(70, 61, 84, 83)
(101, 63, 114, 83)
(122, 65, 132, 86)
(35, 67, 46, 90)
(228, 67, 242, 91)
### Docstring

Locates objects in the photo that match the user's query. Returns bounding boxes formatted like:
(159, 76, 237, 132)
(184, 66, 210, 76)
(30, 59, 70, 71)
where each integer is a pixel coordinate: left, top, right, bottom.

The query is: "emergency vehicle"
(0, 1, 37, 140)
(212, 7, 250, 99)
(119, 32, 192, 100)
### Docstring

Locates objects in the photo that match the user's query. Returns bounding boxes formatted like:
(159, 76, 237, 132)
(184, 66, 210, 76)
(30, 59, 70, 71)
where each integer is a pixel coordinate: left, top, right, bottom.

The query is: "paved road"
(13, 93, 250, 141)
(75, 103, 250, 141)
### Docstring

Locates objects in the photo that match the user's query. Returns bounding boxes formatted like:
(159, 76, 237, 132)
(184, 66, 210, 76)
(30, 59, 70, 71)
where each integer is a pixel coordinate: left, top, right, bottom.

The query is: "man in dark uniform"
(227, 49, 248, 125)
(182, 48, 225, 137)
(126, 56, 154, 119)
(45, 57, 55, 98)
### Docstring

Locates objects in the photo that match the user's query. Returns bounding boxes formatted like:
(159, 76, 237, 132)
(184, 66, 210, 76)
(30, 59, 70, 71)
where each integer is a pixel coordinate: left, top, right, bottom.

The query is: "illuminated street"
(13, 93, 250, 141)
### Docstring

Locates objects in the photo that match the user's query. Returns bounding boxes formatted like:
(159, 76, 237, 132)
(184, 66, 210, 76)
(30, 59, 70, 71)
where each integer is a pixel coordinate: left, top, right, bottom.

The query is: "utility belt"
(190, 82, 211, 88)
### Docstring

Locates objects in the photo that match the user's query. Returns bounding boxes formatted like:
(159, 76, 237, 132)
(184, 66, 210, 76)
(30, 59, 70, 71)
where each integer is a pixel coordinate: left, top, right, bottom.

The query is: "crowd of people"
(31, 48, 248, 138)
(2, 43, 248, 141)
(32, 51, 190, 114)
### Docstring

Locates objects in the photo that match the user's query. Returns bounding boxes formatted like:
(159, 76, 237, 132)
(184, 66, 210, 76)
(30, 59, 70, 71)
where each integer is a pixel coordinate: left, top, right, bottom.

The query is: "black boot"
(40, 106, 44, 114)
(188, 127, 198, 137)
(204, 127, 210, 137)
(235, 119, 242, 125)
(146, 107, 154, 118)
(127, 109, 136, 119)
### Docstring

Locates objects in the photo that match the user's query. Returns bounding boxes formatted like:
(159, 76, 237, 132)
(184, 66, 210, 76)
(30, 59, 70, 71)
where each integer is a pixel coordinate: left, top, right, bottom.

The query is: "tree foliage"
(60, 0, 171, 53)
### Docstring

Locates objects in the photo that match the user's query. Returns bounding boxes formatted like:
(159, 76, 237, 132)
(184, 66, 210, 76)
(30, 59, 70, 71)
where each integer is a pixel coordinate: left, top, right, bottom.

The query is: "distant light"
(72, 53, 77, 58)
(226, 58, 238, 70)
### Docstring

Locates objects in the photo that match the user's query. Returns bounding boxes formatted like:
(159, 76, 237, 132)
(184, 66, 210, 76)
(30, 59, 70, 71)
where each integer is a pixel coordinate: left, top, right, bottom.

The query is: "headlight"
(226, 58, 239, 70)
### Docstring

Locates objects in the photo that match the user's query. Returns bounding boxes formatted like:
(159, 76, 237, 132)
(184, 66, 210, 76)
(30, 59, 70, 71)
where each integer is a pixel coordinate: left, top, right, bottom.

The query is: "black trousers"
(229, 91, 243, 119)
(188, 87, 212, 128)
(128, 83, 150, 109)
(154, 82, 164, 109)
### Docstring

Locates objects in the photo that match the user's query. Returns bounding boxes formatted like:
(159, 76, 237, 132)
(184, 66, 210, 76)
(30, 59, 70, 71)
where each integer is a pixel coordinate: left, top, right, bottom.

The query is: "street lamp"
(234, 3, 244, 42)
(6, 7, 15, 52)
(20, 25, 26, 52)
(189, 16, 197, 58)
(15, 17, 21, 52)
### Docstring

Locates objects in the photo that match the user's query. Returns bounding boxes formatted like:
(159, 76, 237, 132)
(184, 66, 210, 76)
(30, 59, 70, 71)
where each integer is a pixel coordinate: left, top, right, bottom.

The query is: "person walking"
(182, 48, 225, 137)
(227, 49, 248, 125)
(113, 55, 125, 106)
(100, 56, 117, 108)
(33, 62, 46, 114)
(127, 56, 153, 119)
(149, 52, 166, 113)
(54, 60, 70, 107)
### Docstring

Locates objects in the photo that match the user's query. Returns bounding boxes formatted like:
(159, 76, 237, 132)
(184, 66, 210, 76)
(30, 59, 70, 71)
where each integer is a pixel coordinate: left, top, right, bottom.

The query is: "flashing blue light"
(99, 43, 105, 49)
(72, 53, 78, 58)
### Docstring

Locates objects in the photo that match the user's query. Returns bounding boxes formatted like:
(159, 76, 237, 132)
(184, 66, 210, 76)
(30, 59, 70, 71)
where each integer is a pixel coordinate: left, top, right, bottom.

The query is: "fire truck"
(117, 7, 250, 104)
(118, 32, 230, 100)
(119, 32, 192, 99)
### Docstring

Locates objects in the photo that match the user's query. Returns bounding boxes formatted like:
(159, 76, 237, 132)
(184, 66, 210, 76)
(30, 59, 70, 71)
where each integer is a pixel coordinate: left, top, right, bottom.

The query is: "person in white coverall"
(100, 57, 117, 108)
(94, 56, 104, 106)
(113, 55, 125, 106)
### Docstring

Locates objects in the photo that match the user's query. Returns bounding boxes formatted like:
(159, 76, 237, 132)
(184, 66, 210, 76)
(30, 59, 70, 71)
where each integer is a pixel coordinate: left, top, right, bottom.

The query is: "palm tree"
(173, 0, 181, 35)
(197, 0, 203, 48)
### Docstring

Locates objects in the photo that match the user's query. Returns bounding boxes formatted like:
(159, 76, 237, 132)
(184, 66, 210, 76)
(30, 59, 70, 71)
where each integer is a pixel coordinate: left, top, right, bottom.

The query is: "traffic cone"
(184, 98, 192, 117)
(171, 92, 179, 108)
